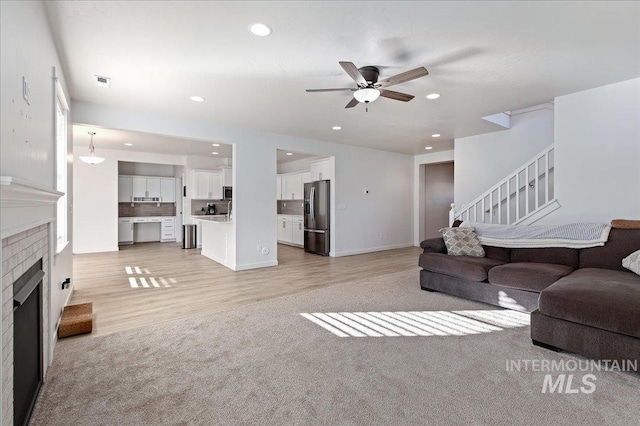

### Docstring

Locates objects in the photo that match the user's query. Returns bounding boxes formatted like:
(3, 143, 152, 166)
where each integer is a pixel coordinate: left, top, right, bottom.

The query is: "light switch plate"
(22, 76, 30, 105)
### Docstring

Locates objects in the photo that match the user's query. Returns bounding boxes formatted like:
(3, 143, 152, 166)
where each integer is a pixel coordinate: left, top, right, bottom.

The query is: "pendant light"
(79, 131, 105, 164)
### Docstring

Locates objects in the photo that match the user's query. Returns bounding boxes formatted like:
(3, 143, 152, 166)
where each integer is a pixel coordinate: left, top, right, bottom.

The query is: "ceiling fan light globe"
(353, 88, 380, 103)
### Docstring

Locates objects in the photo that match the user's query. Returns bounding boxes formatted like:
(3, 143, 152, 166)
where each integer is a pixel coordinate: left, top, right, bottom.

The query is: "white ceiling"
(73, 125, 233, 158)
(47, 2, 640, 155)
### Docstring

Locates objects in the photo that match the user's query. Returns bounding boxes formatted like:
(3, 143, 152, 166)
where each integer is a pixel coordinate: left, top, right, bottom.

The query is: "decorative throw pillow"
(622, 249, 640, 276)
(440, 227, 485, 257)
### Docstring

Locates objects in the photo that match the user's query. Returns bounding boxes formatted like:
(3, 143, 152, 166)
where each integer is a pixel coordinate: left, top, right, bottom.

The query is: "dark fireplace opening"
(13, 259, 43, 426)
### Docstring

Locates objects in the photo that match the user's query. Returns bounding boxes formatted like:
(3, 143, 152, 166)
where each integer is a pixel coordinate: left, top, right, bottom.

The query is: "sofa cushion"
(483, 245, 511, 263)
(579, 228, 640, 272)
(419, 253, 505, 282)
(510, 247, 579, 268)
(489, 262, 575, 292)
(538, 268, 640, 338)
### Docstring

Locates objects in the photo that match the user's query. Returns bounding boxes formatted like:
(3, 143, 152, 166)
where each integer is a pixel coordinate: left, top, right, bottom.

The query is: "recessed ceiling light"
(426, 93, 440, 100)
(425, 146, 433, 150)
(286, 152, 293, 156)
(432, 134, 441, 138)
(190, 96, 205, 102)
(332, 126, 342, 130)
(249, 23, 272, 36)
(124, 143, 133, 146)
(212, 152, 219, 155)
(212, 143, 220, 147)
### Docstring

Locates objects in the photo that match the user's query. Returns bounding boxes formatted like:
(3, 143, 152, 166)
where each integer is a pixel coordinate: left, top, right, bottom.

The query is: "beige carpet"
(31, 269, 639, 425)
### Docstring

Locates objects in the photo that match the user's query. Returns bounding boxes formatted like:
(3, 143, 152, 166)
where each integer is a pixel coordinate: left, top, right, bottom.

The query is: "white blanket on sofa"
(460, 222, 611, 249)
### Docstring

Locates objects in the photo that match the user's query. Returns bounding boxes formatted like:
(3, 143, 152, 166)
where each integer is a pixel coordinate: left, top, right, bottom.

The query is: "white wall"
(118, 161, 175, 176)
(538, 78, 640, 224)
(277, 156, 323, 174)
(72, 101, 415, 266)
(0, 0, 74, 390)
(73, 146, 119, 253)
(454, 107, 554, 208)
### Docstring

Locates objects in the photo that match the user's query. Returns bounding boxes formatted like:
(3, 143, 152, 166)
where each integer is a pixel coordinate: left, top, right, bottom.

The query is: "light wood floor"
(70, 242, 422, 337)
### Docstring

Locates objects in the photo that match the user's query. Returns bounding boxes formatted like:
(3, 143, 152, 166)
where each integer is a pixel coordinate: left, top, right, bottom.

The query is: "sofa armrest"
(420, 238, 446, 254)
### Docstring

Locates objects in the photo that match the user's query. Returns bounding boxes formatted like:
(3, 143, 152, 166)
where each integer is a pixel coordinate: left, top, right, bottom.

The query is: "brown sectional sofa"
(419, 227, 640, 363)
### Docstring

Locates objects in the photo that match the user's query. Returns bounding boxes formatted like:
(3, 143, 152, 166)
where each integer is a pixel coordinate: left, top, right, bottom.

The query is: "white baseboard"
(334, 243, 415, 257)
(73, 246, 119, 254)
(233, 260, 278, 271)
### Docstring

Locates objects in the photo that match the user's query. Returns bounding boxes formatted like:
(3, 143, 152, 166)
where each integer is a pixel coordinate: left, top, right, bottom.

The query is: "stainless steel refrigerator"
(304, 180, 330, 255)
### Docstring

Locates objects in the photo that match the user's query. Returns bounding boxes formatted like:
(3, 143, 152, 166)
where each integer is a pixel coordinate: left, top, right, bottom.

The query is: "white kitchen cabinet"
(146, 178, 161, 198)
(292, 216, 304, 246)
(192, 170, 223, 200)
(221, 166, 233, 188)
(132, 176, 162, 198)
(310, 158, 333, 181)
(301, 171, 312, 184)
(160, 178, 175, 203)
(279, 172, 305, 200)
(160, 216, 176, 242)
(118, 218, 133, 244)
(132, 177, 147, 198)
(284, 173, 303, 200)
(118, 176, 133, 202)
(277, 215, 303, 246)
(276, 175, 282, 200)
(277, 216, 291, 242)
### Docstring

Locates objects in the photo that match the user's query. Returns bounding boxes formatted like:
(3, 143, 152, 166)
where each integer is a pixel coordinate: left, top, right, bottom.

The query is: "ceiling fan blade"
(379, 89, 415, 102)
(306, 88, 356, 93)
(345, 98, 359, 109)
(377, 67, 429, 88)
(339, 61, 367, 86)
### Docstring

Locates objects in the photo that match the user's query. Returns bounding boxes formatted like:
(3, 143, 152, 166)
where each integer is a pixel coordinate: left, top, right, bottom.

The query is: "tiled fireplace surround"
(1, 225, 50, 423)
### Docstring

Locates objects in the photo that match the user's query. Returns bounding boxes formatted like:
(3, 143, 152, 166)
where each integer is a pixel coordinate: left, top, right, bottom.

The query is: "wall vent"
(94, 75, 111, 88)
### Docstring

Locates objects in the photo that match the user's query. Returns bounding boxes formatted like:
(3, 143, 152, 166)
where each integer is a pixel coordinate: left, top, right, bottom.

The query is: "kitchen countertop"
(192, 215, 232, 224)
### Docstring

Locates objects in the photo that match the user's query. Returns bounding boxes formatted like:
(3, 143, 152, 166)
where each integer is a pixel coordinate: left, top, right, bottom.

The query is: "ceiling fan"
(306, 61, 429, 110)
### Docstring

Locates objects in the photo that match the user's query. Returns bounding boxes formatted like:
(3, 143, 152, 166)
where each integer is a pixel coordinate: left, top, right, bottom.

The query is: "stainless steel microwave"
(223, 187, 232, 200)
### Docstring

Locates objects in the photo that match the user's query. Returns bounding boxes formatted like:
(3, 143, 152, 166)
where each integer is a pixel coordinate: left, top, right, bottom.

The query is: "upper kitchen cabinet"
(118, 176, 133, 202)
(121, 175, 176, 203)
(310, 158, 333, 181)
(192, 170, 223, 200)
(301, 171, 312, 184)
(160, 178, 175, 203)
(220, 166, 233, 188)
(284, 173, 303, 200)
(132, 176, 161, 198)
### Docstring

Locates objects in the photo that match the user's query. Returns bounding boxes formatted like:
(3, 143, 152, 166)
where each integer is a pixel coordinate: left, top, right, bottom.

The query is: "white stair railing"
(450, 145, 559, 226)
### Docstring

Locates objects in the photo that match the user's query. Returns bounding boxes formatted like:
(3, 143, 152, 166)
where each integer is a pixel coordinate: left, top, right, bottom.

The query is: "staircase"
(450, 144, 560, 226)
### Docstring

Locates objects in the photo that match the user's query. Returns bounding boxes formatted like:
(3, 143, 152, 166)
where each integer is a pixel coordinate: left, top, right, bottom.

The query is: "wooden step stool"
(58, 302, 93, 338)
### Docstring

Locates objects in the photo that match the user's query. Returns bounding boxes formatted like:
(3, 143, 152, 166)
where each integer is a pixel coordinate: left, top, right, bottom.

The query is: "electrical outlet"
(379, 233, 383, 240)
(257, 244, 262, 252)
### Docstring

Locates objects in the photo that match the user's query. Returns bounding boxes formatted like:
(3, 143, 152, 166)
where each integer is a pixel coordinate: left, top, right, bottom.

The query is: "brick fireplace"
(2, 225, 50, 424)
(1, 176, 63, 425)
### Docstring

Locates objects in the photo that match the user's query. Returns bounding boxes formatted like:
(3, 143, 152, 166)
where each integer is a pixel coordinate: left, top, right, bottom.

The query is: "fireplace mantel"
(0, 176, 64, 207)
(0, 176, 64, 239)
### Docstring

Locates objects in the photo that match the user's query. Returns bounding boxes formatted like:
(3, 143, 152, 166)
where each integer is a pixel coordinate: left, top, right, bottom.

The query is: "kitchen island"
(192, 215, 236, 270)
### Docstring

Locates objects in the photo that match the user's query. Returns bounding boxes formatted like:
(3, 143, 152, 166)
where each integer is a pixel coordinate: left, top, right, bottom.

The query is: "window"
(55, 77, 69, 253)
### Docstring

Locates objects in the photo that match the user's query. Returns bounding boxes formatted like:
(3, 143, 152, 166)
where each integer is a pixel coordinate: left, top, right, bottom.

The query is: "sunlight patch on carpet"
(300, 310, 530, 338)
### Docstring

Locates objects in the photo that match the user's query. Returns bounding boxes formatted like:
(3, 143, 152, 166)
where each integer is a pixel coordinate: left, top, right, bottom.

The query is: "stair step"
(58, 302, 93, 338)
